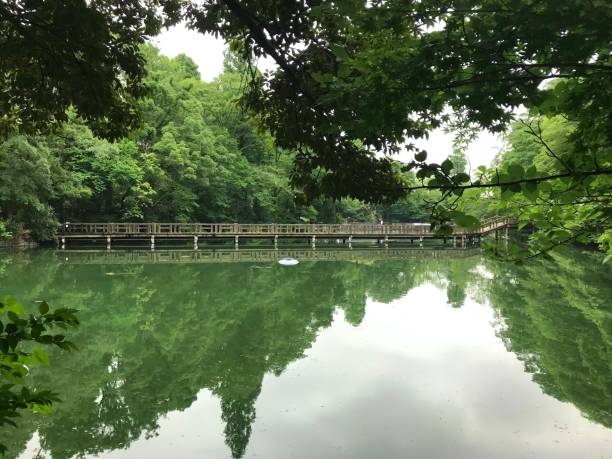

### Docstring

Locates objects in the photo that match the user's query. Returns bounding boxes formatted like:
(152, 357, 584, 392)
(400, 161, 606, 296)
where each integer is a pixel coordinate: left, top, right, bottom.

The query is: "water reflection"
(0, 248, 610, 458)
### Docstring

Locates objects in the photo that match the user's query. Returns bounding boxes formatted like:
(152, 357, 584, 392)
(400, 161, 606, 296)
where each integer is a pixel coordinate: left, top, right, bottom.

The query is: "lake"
(1, 247, 611, 458)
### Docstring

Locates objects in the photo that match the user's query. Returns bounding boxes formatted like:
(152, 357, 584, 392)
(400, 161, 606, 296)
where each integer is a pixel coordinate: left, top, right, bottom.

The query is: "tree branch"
(401, 169, 612, 192)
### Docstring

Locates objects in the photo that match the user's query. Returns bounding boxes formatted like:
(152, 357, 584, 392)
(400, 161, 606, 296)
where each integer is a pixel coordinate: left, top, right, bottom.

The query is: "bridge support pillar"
(348, 235, 353, 249)
(194, 236, 198, 250)
(453, 236, 456, 247)
(274, 235, 278, 249)
(234, 235, 239, 249)
(107, 236, 111, 250)
(311, 235, 316, 248)
(61, 237, 66, 250)
(384, 235, 389, 248)
(150, 235, 155, 250)
(504, 226, 509, 252)
(419, 236, 423, 247)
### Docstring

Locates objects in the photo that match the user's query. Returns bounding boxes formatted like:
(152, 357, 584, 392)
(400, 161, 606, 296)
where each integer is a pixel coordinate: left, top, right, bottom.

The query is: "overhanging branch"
(401, 169, 612, 192)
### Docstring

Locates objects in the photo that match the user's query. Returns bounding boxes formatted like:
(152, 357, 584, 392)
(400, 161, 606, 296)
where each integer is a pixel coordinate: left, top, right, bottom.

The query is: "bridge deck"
(59, 217, 512, 240)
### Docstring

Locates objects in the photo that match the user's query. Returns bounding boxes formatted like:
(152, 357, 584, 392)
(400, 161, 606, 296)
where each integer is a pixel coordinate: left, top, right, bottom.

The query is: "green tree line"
(3, 1, 610, 258)
(0, 46, 437, 242)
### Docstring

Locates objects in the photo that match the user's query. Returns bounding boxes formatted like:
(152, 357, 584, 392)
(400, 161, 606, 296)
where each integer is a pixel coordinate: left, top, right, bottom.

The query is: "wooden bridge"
(57, 217, 513, 249)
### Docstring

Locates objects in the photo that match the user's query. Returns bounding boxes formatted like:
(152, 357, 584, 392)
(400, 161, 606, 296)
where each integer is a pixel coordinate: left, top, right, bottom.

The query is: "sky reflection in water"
(1, 247, 610, 459)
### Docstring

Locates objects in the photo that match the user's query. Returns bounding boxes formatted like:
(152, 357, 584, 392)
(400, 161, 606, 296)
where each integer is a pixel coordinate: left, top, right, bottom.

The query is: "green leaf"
(441, 159, 453, 174)
(507, 164, 524, 180)
(450, 211, 480, 229)
(329, 44, 350, 61)
(453, 172, 470, 183)
(32, 348, 49, 365)
(337, 64, 351, 79)
(7, 311, 20, 323)
(525, 165, 537, 178)
(523, 181, 538, 194)
(38, 301, 50, 315)
(415, 150, 427, 162)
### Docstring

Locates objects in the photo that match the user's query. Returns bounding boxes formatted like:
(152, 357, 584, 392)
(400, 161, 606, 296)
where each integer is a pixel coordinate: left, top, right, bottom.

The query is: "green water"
(1, 247, 611, 458)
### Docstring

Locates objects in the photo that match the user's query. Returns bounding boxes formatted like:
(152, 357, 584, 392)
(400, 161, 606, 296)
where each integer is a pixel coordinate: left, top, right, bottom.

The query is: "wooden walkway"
(57, 217, 513, 249)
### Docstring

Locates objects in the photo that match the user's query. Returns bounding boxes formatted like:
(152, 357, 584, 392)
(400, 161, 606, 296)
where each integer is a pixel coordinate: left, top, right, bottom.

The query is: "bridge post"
(194, 235, 198, 250)
(504, 226, 509, 251)
(348, 235, 353, 249)
(61, 237, 66, 250)
(150, 235, 155, 250)
(311, 235, 316, 249)
(419, 236, 423, 247)
(106, 236, 111, 250)
(384, 234, 389, 247)
(234, 235, 239, 249)
(274, 235, 278, 249)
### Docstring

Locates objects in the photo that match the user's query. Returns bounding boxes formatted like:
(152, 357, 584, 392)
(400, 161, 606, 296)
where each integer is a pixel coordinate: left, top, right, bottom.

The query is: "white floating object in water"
(278, 258, 299, 266)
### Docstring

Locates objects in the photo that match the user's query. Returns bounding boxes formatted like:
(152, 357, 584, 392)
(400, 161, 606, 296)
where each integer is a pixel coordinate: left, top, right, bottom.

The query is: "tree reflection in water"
(0, 248, 610, 458)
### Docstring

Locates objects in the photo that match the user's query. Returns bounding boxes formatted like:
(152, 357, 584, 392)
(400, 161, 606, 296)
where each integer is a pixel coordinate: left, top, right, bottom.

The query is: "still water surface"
(1, 247, 611, 458)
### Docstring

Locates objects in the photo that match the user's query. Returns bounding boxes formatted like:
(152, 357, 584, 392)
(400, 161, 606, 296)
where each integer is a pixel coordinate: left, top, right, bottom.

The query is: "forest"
(1, 44, 609, 262)
(0, 46, 437, 243)
(0, 1, 610, 259)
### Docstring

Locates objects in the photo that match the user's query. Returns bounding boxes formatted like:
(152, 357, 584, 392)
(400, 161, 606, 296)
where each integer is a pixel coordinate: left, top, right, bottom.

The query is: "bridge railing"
(60, 222, 439, 236)
(59, 219, 514, 237)
(479, 216, 515, 234)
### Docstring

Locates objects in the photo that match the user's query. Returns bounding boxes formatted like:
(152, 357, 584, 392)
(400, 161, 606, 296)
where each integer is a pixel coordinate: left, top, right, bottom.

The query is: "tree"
(448, 149, 468, 176)
(0, 136, 80, 240)
(2, 1, 610, 255)
(0, 0, 184, 138)
(463, 114, 612, 258)
(180, 0, 611, 251)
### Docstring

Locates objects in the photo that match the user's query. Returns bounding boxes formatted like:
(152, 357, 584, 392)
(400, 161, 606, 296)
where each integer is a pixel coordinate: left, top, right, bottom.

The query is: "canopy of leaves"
(181, 0, 611, 204)
(0, 0, 181, 138)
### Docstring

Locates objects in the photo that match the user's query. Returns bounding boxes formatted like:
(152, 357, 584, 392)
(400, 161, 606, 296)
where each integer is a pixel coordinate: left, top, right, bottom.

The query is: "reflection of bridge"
(58, 217, 514, 249)
(56, 247, 482, 264)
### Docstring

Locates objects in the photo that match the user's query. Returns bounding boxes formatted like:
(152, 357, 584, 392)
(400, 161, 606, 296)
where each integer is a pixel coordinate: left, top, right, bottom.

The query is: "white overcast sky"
(153, 24, 505, 168)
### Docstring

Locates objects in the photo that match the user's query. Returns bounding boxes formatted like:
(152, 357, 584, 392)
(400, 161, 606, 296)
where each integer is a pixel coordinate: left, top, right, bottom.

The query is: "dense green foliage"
(182, 1, 610, 197)
(0, 47, 434, 242)
(0, 0, 181, 138)
(2, 1, 610, 256)
(181, 0, 612, 255)
(0, 296, 78, 456)
(458, 114, 612, 258)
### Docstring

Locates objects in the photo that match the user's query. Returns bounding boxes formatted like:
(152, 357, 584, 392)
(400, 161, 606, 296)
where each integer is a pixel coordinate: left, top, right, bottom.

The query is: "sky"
(153, 24, 505, 169)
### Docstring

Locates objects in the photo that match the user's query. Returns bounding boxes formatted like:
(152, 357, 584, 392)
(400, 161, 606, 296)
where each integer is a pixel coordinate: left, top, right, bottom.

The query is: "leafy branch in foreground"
(0, 296, 79, 457)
